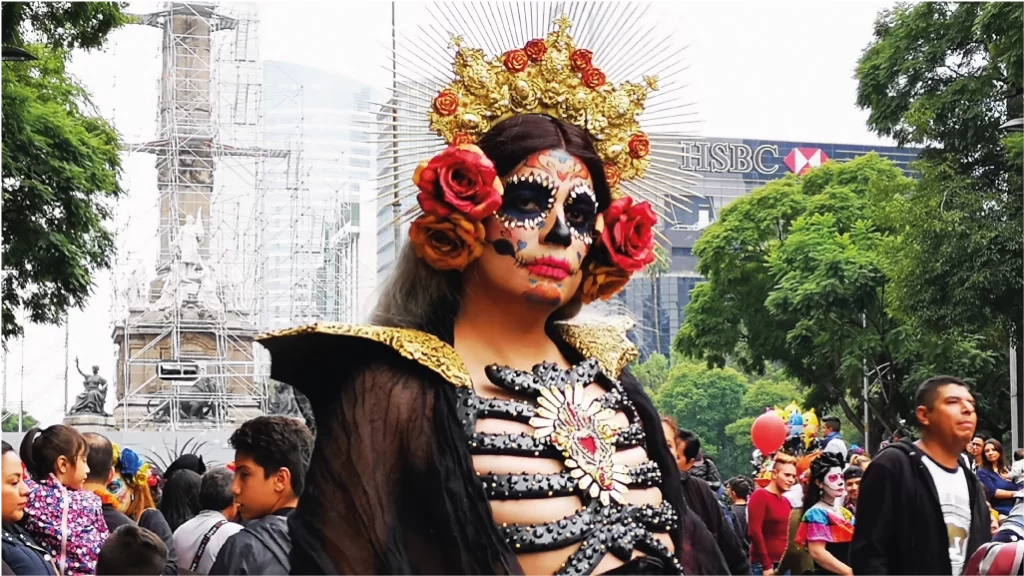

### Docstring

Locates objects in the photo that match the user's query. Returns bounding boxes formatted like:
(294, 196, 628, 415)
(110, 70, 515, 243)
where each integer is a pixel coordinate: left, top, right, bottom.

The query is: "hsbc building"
(620, 137, 921, 358)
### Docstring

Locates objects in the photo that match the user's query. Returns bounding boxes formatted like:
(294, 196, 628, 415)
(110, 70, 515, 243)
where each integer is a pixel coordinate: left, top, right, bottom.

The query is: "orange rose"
(581, 261, 632, 304)
(433, 90, 459, 116)
(604, 164, 622, 188)
(413, 145, 503, 221)
(570, 49, 593, 72)
(503, 49, 529, 73)
(582, 67, 606, 89)
(628, 133, 650, 159)
(524, 39, 547, 62)
(451, 132, 475, 146)
(409, 214, 485, 271)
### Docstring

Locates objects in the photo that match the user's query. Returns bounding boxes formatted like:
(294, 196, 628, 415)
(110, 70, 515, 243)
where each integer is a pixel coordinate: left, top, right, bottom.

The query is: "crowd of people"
(1, 416, 312, 576)
(659, 375, 1024, 576)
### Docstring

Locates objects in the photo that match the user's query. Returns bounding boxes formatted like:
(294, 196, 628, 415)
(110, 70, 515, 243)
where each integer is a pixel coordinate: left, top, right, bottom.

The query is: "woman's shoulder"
(258, 323, 472, 396)
(552, 316, 639, 378)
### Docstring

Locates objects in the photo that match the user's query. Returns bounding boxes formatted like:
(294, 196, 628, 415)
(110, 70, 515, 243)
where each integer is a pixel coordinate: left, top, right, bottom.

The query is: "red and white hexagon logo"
(784, 148, 829, 174)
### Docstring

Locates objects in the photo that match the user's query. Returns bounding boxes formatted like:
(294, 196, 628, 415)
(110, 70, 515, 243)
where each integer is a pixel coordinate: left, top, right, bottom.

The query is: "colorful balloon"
(751, 412, 788, 454)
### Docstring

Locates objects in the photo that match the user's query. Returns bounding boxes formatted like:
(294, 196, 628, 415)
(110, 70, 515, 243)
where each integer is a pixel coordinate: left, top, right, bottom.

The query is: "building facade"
(262, 61, 378, 330)
(620, 137, 920, 358)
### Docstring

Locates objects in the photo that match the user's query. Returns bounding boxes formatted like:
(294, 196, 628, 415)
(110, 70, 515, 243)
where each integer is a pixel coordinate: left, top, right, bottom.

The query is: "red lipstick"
(525, 256, 573, 281)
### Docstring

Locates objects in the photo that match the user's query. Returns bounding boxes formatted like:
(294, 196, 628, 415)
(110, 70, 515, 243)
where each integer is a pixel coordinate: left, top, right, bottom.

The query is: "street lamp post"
(1002, 92, 1022, 451)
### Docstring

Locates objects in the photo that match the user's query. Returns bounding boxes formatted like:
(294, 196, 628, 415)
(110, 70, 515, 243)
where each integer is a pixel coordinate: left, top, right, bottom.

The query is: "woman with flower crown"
(260, 16, 708, 576)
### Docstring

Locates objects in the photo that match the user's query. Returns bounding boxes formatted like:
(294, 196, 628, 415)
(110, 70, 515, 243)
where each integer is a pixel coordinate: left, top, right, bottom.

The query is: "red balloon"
(751, 412, 788, 454)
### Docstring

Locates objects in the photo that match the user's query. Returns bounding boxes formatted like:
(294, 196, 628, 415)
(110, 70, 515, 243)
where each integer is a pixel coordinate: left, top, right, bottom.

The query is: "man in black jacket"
(209, 416, 313, 575)
(83, 433, 135, 532)
(672, 428, 751, 575)
(852, 375, 992, 575)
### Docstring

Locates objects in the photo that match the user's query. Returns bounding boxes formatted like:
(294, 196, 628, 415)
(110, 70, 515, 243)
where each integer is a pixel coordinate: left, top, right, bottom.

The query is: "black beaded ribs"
(455, 358, 681, 575)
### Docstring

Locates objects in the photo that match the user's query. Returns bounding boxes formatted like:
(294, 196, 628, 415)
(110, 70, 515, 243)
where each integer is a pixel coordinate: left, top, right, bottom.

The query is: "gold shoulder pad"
(257, 323, 473, 389)
(554, 317, 639, 378)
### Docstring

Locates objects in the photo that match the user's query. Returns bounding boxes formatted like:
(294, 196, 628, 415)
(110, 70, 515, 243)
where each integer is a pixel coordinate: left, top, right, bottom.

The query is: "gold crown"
(428, 16, 658, 193)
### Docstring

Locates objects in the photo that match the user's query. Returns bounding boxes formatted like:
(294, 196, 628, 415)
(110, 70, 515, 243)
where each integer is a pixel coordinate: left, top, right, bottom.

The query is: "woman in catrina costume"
(259, 14, 708, 576)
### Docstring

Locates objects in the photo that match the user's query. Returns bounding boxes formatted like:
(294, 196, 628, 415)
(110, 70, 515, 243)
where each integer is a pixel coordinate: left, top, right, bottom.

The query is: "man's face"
(676, 440, 694, 472)
(916, 383, 977, 447)
(772, 463, 797, 492)
(472, 148, 598, 309)
(231, 453, 282, 521)
(968, 438, 984, 456)
(845, 477, 861, 504)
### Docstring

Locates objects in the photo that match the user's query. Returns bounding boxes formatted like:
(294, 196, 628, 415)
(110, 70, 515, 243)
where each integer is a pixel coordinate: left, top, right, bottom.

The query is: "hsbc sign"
(679, 140, 829, 176)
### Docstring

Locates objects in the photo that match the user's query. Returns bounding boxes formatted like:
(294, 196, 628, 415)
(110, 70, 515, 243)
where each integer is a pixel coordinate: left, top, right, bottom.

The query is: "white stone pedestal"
(63, 413, 117, 433)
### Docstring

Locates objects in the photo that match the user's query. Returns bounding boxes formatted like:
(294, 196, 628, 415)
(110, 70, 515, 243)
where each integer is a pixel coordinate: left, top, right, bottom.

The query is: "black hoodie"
(851, 439, 991, 575)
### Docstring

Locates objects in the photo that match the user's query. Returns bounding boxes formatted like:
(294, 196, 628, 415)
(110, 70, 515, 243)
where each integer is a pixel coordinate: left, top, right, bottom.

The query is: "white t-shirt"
(922, 455, 972, 575)
(824, 437, 848, 461)
(172, 510, 244, 575)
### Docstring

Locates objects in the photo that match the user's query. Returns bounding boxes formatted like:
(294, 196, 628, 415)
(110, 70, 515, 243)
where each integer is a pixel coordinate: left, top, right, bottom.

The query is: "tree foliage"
(675, 155, 1009, 440)
(1, 2, 130, 341)
(855, 2, 1023, 366)
(633, 353, 671, 396)
(1, 410, 40, 432)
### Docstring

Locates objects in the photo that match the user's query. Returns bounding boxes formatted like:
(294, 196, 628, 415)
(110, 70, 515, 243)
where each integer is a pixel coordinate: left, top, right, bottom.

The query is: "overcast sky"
(2, 0, 897, 427)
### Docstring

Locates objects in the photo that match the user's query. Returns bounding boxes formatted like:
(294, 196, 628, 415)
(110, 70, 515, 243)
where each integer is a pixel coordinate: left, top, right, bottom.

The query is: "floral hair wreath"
(112, 444, 157, 488)
(409, 16, 659, 301)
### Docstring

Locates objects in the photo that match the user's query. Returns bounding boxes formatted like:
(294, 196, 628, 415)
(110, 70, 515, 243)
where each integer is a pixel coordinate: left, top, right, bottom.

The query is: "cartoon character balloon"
(802, 408, 820, 449)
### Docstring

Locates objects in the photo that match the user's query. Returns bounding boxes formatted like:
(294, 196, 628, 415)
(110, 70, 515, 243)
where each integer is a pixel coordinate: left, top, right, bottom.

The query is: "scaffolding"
(111, 2, 296, 431)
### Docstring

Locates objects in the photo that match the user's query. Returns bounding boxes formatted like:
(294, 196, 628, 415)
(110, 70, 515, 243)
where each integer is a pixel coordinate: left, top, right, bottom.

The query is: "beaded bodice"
(456, 358, 682, 576)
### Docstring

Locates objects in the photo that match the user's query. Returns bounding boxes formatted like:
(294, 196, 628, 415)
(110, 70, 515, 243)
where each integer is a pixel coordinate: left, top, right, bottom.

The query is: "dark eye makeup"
(497, 176, 556, 229)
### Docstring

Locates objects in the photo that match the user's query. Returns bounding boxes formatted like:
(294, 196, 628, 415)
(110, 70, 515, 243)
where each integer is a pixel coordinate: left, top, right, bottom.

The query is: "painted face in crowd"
(821, 466, 846, 500)
(473, 148, 598, 309)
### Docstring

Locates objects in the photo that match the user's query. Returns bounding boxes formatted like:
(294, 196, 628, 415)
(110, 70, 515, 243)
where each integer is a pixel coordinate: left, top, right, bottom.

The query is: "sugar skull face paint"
(473, 148, 598, 308)
(821, 466, 845, 500)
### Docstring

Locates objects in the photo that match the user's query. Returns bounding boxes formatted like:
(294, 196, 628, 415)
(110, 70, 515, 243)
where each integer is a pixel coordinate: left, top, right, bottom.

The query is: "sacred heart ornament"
(529, 382, 631, 506)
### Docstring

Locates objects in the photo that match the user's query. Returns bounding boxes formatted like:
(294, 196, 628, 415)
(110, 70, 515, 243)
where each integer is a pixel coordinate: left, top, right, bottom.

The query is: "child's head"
(18, 425, 89, 489)
(96, 524, 167, 575)
(228, 416, 313, 521)
(1014, 449, 1024, 463)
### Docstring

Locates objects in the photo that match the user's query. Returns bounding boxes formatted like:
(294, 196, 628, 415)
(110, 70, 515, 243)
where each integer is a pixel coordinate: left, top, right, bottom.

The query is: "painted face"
(107, 476, 129, 504)
(472, 148, 598, 308)
(821, 466, 845, 499)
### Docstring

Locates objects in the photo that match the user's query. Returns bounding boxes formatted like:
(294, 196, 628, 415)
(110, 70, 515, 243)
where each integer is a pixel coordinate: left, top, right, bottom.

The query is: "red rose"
(628, 133, 650, 159)
(451, 132, 475, 146)
(582, 67, 606, 89)
(433, 90, 459, 116)
(413, 145, 503, 221)
(524, 39, 547, 62)
(570, 49, 593, 72)
(604, 164, 622, 188)
(503, 49, 529, 73)
(600, 197, 657, 272)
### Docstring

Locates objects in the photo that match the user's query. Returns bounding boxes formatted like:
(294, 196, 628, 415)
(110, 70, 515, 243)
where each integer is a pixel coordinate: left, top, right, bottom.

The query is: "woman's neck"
(819, 493, 837, 507)
(454, 281, 562, 369)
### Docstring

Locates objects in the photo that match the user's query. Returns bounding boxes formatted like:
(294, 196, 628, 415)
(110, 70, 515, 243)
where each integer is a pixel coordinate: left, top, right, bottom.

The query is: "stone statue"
(175, 208, 205, 279)
(268, 380, 302, 417)
(146, 377, 225, 422)
(68, 357, 109, 416)
(197, 267, 223, 313)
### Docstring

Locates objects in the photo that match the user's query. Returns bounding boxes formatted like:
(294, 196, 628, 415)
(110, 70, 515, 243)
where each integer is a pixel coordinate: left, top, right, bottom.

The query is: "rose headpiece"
(384, 11, 697, 299)
(115, 446, 153, 487)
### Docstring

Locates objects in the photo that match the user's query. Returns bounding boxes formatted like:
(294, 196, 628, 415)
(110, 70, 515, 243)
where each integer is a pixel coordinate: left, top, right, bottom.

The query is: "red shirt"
(747, 487, 792, 567)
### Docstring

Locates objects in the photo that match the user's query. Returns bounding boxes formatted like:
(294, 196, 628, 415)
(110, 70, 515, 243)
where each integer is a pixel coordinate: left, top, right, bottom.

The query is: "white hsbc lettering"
(679, 142, 780, 175)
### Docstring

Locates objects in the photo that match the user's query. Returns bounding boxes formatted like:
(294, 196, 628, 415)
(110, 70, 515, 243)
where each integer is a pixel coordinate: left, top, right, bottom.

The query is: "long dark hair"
(158, 469, 202, 532)
(984, 439, 1008, 475)
(18, 425, 86, 481)
(372, 113, 611, 342)
(802, 451, 846, 511)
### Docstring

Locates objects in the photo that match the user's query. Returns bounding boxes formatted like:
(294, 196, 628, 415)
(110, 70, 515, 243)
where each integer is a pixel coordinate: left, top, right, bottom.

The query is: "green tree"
(633, 352, 671, 395)
(655, 361, 747, 476)
(724, 372, 804, 471)
(855, 2, 1024, 393)
(1, 2, 130, 341)
(1, 410, 40, 432)
(675, 155, 1008, 445)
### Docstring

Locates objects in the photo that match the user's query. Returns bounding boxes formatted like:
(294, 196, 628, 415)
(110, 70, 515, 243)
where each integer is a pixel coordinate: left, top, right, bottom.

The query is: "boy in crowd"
(843, 466, 863, 515)
(209, 416, 314, 575)
(96, 525, 168, 576)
